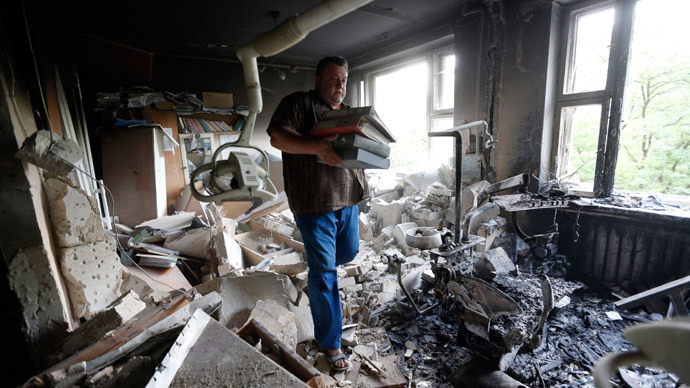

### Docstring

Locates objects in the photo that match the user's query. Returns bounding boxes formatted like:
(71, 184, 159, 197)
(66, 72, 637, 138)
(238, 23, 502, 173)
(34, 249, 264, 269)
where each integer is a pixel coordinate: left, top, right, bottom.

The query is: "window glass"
(559, 104, 602, 191)
(615, 0, 690, 195)
(565, 7, 614, 94)
(430, 117, 455, 168)
(373, 61, 428, 170)
(435, 54, 455, 110)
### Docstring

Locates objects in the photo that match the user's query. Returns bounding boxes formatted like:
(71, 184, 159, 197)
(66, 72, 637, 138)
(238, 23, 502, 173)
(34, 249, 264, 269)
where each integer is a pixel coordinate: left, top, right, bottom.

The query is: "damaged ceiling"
(32, 0, 475, 68)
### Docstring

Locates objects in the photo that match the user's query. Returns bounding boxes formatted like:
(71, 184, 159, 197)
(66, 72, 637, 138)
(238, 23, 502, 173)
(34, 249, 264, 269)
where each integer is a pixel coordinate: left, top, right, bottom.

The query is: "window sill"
(566, 196, 690, 230)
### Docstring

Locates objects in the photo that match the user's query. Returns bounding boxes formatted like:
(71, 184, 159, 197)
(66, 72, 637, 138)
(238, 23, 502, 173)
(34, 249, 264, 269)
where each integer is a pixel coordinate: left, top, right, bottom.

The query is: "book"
(136, 253, 178, 268)
(331, 133, 390, 158)
(199, 119, 213, 132)
(318, 146, 390, 169)
(321, 106, 396, 143)
(311, 116, 391, 145)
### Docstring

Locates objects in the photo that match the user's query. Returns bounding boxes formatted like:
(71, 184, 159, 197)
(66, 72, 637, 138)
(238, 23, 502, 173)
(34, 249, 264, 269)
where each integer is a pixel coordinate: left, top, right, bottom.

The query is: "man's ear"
(314, 75, 321, 89)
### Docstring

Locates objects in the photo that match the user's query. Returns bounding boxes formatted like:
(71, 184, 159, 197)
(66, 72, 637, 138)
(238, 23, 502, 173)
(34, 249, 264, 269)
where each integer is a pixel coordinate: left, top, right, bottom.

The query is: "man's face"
(315, 63, 348, 109)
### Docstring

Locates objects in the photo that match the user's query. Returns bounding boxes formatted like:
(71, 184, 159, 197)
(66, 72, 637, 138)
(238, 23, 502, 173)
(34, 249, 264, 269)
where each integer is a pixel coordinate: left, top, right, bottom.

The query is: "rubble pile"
(19, 166, 685, 388)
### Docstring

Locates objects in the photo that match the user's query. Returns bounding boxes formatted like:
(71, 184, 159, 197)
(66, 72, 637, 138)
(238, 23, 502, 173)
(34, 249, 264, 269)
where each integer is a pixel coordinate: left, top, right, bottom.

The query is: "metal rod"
(395, 257, 437, 315)
(429, 120, 490, 244)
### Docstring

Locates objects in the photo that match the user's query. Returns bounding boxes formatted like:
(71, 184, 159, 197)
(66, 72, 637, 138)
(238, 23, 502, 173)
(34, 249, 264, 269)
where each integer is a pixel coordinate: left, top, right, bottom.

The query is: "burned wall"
(494, 0, 558, 182)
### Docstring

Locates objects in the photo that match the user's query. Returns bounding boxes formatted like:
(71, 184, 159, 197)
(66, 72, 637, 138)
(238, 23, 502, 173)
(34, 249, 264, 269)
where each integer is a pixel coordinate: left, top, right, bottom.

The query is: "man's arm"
(269, 126, 344, 167)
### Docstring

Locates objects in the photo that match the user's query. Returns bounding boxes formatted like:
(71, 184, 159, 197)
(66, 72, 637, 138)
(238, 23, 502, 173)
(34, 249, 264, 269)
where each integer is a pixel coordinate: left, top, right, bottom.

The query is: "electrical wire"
(55, 156, 195, 301)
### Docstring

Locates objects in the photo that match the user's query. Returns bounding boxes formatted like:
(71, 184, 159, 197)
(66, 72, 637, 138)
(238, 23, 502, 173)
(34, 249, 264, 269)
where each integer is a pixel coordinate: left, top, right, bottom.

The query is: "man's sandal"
(327, 352, 350, 371)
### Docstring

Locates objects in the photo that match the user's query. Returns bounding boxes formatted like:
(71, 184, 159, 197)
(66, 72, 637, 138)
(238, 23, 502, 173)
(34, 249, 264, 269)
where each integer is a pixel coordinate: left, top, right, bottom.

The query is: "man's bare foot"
(327, 349, 350, 371)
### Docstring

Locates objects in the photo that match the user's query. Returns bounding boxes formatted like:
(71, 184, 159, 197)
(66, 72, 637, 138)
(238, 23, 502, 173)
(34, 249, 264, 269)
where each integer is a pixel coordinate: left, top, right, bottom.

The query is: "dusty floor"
(368, 273, 681, 388)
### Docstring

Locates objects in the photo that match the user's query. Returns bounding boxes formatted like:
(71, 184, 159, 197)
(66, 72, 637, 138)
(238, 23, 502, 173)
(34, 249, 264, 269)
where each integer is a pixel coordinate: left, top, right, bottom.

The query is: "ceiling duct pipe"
(234, 0, 374, 147)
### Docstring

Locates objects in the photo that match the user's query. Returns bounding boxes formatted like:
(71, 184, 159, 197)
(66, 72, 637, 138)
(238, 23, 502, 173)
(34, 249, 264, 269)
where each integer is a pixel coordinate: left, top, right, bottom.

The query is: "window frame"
(363, 45, 455, 168)
(552, 0, 636, 197)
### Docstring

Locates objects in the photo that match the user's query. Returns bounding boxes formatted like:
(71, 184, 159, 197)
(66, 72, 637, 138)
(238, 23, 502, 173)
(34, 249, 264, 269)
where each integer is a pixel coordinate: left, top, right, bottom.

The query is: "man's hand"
(314, 134, 344, 166)
(269, 127, 344, 166)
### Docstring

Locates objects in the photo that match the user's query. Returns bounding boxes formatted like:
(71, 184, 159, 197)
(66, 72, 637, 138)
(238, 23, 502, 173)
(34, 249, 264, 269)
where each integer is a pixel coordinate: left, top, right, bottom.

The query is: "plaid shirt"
(267, 90, 369, 216)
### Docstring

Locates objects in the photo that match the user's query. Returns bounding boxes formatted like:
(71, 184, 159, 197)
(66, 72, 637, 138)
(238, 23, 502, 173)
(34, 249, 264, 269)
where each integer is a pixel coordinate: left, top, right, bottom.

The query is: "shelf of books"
(177, 114, 244, 134)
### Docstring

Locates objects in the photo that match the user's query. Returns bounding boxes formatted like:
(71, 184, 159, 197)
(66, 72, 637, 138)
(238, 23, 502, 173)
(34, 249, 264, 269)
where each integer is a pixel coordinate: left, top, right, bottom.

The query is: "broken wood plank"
(236, 319, 325, 388)
(28, 292, 222, 386)
(614, 274, 690, 314)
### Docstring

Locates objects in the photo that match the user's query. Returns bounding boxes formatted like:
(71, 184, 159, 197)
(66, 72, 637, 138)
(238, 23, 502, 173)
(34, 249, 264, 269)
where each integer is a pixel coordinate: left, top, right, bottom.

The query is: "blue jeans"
(294, 205, 360, 350)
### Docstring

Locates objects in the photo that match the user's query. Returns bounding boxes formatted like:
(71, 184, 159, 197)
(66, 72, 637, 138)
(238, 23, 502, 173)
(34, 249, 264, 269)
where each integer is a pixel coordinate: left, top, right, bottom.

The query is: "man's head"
(315, 56, 348, 109)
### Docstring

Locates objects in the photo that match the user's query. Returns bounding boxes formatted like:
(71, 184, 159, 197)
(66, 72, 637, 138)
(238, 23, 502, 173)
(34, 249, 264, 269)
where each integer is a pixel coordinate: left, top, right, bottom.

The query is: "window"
(554, 0, 690, 197)
(365, 48, 455, 170)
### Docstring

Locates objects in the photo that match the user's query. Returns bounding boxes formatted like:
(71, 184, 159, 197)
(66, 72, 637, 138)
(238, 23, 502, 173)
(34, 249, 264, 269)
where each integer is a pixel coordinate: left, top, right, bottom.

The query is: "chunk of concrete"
(58, 239, 122, 318)
(358, 212, 374, 242)
(427, 182, 452, 197)
(119, 269, 155, 298)
(288, 304, 315, 344)
(55, 290, 146, 362)
(44, 174, 107, 248)
(344, 264, 363, 278)
(474, 247, 516, 281)
(163, 227, 212, 259)
(211, 272, 297, 330)
(341, 326, 359, 347)
(338, 276, 357, 290)
(248, 299, 298, 350)
(15, 130, 82, 176)
(371, 199, 404, 233)
(213, 219, 243, 274)
(8, 246, 71, 356)
(476, 216, 507, 253)
(270, 251, 307, 276)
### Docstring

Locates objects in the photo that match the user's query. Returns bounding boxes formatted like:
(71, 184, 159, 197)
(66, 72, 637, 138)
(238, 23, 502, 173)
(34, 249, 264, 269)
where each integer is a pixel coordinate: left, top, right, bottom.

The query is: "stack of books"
(310, 106, 395, 169)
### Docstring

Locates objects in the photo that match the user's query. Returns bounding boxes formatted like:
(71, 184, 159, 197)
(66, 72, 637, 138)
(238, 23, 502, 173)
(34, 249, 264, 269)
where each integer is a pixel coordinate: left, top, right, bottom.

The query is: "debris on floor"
(19, 166, 688, 388)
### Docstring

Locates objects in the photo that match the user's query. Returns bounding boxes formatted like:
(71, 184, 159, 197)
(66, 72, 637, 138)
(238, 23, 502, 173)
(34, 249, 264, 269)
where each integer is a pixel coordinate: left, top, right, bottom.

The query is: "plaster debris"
(43, 174, 107, 248)
(163, 227, 212, 259)
(15, 130, 82, 176)
(288, 304, 315, 344)
(212, 218, 243, 274)
(53, 290, 146, 362)
(476, 216, 507, 253)
(474, 247, 517, 281)
(270, 251, 307, 275)
(248, 299, 298, 350)
(8, 246, 71, 357)
(338, 276, 357, 290)
(58, 239, 122, 319)
(371, 199, 404, 233)
(207, 272, 296, 330)
(358, 212, 374, 241)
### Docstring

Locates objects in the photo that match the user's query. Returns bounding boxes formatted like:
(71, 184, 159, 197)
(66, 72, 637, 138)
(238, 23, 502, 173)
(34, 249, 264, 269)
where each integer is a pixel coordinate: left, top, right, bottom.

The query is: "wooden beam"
(615, 274, 690, 312)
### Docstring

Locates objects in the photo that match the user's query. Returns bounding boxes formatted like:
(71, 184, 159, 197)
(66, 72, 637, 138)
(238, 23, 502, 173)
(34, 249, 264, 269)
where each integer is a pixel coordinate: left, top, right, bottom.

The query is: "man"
(267, 56, 368, 371)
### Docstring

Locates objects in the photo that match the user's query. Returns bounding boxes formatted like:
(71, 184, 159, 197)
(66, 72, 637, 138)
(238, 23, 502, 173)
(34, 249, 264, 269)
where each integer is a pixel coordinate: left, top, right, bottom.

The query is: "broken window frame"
(552, 0, 635, 197)
(363, 44, 456, 168)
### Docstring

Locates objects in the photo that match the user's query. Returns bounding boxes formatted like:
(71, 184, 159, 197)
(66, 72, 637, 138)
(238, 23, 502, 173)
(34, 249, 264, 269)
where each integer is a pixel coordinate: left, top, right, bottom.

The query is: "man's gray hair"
(316, 56, 348, 76)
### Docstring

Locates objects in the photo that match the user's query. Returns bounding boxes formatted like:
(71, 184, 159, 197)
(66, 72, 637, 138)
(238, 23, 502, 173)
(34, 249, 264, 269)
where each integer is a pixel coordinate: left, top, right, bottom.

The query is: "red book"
(310, 115, 390, 145)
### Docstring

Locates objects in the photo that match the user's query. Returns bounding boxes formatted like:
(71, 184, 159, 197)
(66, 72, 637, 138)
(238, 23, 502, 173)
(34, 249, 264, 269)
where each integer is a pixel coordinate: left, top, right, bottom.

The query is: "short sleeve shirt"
(268, 90, 369, 216)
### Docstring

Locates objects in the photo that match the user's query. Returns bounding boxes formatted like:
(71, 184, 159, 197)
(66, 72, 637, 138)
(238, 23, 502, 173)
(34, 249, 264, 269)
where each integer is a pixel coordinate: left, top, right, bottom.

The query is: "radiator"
(558, 210, 690, 293)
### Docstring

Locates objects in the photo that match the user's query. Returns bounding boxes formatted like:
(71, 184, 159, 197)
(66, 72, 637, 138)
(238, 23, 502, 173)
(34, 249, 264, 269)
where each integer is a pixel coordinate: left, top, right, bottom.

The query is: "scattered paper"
(161, 127, 179, 152)
(605, 311, 623, 321)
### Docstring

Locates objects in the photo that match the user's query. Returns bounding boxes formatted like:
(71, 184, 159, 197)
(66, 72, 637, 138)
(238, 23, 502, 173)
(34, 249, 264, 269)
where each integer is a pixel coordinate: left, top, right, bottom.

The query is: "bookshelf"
(177, 112, 244, 185)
